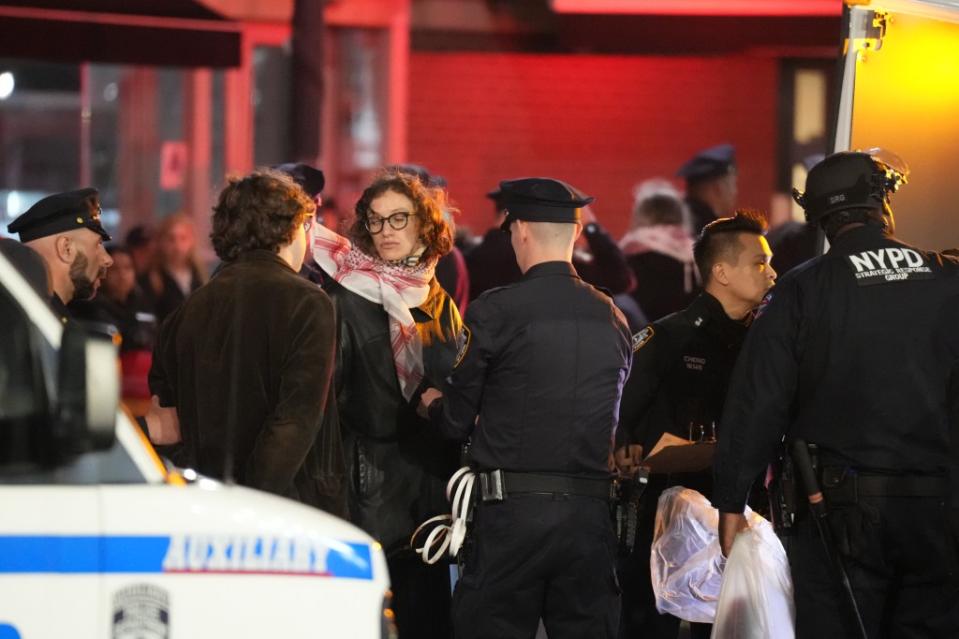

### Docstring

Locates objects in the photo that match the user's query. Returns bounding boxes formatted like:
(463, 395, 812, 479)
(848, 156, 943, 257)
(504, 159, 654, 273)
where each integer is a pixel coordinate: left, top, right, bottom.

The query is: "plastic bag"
(650, 487, 725, 623)
(649, 486, 794, 635)
(712, 518, 795, 639)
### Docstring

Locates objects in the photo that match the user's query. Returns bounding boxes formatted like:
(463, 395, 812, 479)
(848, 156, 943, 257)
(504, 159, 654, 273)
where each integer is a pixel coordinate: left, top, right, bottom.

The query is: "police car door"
(0, 472, 104, 638)
(0, 249, 167, 638)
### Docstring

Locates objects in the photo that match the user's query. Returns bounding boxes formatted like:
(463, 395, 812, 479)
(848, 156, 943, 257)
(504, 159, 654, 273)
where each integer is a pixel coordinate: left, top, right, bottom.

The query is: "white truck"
(0, 251, 394, 639)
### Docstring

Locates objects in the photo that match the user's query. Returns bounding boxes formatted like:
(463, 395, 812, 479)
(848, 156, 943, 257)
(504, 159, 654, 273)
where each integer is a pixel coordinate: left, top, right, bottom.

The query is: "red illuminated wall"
(408, 53, 778, 239)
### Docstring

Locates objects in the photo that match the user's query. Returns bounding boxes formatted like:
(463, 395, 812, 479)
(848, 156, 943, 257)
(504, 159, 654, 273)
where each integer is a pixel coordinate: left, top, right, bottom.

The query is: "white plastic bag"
(711, 519, 795, 639)
(650, 487, 726, 623)
(649, 486, 794, 635)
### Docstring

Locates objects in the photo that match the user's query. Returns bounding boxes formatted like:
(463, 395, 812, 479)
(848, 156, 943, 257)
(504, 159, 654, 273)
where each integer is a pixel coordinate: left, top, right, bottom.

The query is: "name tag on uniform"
(845, 248, 934, 286)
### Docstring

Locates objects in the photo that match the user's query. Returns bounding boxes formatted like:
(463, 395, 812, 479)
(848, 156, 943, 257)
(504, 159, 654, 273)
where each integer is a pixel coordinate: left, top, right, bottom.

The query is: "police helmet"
(792, 148, 908, 224)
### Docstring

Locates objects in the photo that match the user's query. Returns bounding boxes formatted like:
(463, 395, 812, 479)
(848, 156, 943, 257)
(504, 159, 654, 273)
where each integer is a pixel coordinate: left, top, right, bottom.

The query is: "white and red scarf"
(619, 224, 699, 293)
(311, 224, 435, 400)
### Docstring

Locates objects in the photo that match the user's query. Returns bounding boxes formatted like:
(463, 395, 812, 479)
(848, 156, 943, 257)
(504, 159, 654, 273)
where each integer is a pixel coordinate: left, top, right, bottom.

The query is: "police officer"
(614, 210, 775, 639)
(678, 143, 738, 235)
(713, 150, 959, 637)
(420, 177, 633, 639)
(7, 188, 113, 322)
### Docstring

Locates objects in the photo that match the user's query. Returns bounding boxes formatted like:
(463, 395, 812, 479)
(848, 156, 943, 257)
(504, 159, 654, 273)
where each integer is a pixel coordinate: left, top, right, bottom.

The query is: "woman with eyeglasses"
(311, 169, 463, 639)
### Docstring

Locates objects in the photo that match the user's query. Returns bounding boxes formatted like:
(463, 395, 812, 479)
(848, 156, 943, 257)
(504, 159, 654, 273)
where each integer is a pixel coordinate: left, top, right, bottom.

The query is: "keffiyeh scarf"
(620, 224, 699, 293)
(311, 224, 435, 400)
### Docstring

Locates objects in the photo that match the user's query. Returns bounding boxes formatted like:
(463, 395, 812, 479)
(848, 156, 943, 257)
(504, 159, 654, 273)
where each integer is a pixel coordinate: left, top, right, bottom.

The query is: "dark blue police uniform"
(617, 291, 749, 639)
(713, 151, 959, 638)
(428, 177, 633, 639)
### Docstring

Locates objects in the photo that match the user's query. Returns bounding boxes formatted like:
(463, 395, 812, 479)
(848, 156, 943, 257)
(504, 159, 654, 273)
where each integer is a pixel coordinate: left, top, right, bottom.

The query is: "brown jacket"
(150, 250, 345, 515)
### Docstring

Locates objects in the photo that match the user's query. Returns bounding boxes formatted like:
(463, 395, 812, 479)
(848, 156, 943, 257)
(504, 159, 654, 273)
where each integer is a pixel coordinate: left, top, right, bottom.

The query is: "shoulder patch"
(631, 325, 654, 352)
(453, 325, 471, 368)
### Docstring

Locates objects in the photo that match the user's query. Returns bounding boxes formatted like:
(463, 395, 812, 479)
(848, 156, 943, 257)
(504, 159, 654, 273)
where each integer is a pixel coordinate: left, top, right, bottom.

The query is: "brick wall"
(408, 52, 779, 239)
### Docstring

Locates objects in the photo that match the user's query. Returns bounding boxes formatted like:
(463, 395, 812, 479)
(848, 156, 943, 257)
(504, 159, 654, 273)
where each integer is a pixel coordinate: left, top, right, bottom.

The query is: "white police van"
(0, 251, 394, 638)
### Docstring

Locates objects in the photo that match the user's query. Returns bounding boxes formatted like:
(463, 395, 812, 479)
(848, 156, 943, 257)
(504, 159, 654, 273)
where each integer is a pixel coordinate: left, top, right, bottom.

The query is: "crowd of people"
(3, 142, 957, 639)
(13, 144, 773, 421)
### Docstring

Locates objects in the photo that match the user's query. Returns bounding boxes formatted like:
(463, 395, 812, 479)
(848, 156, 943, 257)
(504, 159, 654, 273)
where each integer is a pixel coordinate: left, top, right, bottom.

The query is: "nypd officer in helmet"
(420, 177, 632, 638)
(7, 188, 113, 321)
(713, 150, 959, 637)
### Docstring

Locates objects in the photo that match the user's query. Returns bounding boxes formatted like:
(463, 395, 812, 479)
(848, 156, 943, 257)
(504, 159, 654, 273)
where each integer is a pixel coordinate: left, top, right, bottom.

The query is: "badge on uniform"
(453, 325, 471, 368)
(845, 247, 934, 286)
(631, 325, 654, 352)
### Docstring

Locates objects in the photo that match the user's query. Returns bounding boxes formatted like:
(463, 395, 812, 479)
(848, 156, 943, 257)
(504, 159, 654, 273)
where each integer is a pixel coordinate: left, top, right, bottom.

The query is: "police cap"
(272, 163, 326, 198)
(497, 177, 594, 232)
(8, 188, 111, 243)
(677, 143, 736, 183)
(792, 149, 908, 224)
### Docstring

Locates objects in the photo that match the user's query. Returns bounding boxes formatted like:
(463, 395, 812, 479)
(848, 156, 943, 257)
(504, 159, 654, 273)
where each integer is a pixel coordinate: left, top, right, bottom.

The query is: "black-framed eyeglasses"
(365, 212, 411, 234)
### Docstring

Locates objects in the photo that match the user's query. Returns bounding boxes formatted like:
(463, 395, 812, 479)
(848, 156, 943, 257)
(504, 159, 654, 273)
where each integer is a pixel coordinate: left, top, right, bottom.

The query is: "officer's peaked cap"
(498, 177, 594, 231)
(793, 149, 907, 224)
(677, 143, 736, 183)
(8, 188, 111, 243)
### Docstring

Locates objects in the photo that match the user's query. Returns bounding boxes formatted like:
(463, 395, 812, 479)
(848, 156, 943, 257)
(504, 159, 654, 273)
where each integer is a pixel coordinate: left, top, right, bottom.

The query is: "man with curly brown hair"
(147, 169, 344, 515)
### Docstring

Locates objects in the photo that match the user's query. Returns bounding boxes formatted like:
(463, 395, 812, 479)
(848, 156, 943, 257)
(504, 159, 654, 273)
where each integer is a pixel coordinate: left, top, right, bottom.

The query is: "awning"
(0, 0, 242, 67)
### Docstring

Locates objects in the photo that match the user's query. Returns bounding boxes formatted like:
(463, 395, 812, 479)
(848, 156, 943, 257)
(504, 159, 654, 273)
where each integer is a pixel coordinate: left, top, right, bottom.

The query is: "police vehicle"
(0, 250, 394, 638)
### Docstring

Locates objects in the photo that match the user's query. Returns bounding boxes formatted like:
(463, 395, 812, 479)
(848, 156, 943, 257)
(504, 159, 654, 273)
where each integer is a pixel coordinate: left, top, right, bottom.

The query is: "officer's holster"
(768, 448, 802, 536)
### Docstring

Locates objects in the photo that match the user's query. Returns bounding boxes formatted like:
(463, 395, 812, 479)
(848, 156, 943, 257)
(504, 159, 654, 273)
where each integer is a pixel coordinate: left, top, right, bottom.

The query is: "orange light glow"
(851, 10, 959, 249)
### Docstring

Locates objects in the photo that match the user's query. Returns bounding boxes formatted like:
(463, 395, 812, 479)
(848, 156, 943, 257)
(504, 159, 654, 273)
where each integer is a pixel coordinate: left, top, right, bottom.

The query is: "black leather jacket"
(325, 276, 464, 554)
